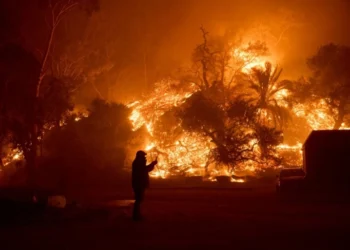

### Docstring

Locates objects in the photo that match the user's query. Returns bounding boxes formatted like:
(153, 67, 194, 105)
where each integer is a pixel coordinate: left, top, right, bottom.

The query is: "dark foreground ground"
(1, 185, 350, 250)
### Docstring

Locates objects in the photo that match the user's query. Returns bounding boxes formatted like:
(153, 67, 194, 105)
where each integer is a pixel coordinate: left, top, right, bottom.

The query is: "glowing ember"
(277, 142, 302, 151)
(149, 169, 167, 179)
(145, 143, 155, 151)
(12, 152, 21, 160)
(3, 149, 24, 167)
(231, 178, 245, 183)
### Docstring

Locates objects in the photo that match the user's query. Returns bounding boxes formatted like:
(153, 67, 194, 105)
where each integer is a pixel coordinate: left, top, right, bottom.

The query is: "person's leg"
(132, 190, 140, 219)
(133, 189, 144, 220)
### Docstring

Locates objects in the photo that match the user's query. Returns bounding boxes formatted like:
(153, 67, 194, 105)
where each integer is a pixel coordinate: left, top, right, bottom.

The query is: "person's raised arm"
(147, 160, 158, 172)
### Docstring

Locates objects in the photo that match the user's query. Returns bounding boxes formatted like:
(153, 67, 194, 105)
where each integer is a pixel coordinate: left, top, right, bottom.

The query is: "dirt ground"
(1, 186, 350, 250)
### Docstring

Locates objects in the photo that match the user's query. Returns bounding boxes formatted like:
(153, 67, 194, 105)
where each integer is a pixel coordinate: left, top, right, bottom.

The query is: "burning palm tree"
(243, 62, 291, 129)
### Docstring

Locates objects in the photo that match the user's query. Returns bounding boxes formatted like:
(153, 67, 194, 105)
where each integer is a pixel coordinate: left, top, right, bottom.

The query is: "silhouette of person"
(132, 150, 157, 221)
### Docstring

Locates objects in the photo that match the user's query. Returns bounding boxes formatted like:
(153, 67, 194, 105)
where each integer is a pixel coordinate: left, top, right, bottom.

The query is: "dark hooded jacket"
(132, 156, 156, 190)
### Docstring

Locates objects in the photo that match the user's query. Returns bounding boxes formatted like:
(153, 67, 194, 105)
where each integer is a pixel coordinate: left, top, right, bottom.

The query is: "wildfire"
(127, 79, 197, 134)
(149, 169, 167, 179)
(232, 178, 245, 183)
(277, 142, 302, 151)
(293, 100, 350, 130)
(293, 100, 333, 130)
(3, 149, 24, 166)
(127, 40, 348, 181)
(233, 48, 267, 73)
(1, 110, 90, 170)
(276, 142, 303, 166)
(3, 36, 348, 183)
(146, 132, 215, 178)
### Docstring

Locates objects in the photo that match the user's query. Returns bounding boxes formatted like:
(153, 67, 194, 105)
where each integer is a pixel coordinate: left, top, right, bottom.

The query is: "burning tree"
(184, 27, 269, 98)
(306, 44, 350, 129)
(239, 62, 292, 129)
(179, 95, 256, 172)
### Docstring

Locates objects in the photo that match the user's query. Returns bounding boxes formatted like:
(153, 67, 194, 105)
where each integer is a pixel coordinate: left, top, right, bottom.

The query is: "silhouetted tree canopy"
(306, 43, 350, 129)
(41, 99, 132, 187)
(179, 92, 225, 133)
(0, 44, 40, 161)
